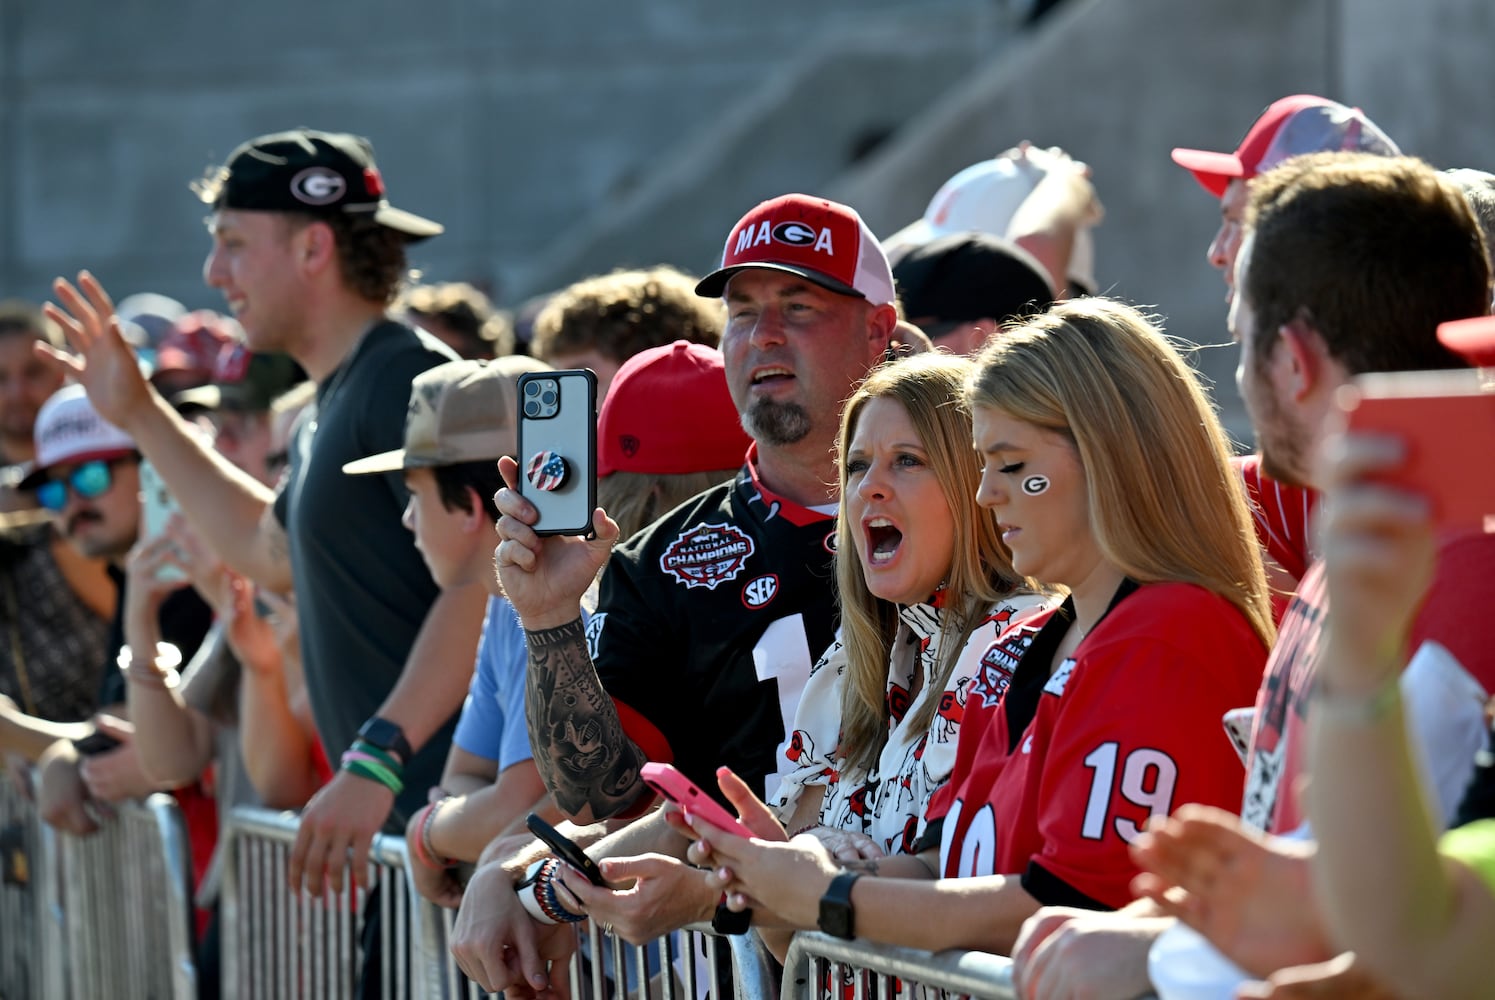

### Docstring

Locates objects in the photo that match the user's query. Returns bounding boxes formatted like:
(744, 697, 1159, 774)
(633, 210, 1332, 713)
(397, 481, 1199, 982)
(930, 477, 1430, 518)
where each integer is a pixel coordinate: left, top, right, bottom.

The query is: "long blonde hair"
(966, 297, 1275, 649)
(835, 354, 1031, 774)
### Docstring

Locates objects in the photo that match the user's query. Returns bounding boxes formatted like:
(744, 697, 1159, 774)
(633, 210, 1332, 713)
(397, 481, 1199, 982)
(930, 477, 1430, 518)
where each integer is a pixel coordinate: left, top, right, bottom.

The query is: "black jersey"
(590, 449, 839, 800)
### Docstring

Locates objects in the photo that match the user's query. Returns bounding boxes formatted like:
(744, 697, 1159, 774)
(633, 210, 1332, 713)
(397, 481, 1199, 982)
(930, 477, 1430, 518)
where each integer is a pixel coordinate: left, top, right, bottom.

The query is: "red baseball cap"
(597, 341, 751, 477)
(1171, 95, 1400, 198)
(1437, 316, 1495, 368)
(695, 194, 896, 306)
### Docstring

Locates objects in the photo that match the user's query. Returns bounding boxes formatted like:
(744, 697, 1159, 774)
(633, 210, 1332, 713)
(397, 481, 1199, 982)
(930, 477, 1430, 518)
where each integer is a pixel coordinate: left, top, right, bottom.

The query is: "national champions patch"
(659, 522, 756, 591)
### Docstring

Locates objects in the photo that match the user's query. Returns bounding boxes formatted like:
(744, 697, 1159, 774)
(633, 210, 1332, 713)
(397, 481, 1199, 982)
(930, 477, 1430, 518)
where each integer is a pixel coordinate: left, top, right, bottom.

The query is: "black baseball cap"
(893, 231, 1054, 335)
(209, 128, 443, 242)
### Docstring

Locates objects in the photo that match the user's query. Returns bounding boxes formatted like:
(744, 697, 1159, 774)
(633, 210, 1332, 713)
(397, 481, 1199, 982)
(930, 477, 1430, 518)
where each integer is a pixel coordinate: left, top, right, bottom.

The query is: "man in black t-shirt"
(40, 130, 485, 909)
(450, 194, 898, 994)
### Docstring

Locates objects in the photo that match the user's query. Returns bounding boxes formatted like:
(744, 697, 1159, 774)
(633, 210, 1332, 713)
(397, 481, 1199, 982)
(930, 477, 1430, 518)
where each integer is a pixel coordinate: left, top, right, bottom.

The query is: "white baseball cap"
(18, 385, 137, 490)
(885, 153, 1097, 293)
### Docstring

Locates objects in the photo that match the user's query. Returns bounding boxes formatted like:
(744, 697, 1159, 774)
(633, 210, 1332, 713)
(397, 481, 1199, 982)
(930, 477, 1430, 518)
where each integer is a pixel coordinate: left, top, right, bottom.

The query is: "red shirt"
(1235, 455, 1318, 624)
(928, 582, 1266, 909)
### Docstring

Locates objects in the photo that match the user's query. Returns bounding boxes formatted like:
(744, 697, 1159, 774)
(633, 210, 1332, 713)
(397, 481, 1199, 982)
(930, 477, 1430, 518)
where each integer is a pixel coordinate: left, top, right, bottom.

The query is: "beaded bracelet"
(411, 799, 454, 870)
(536, 858, 586, 924)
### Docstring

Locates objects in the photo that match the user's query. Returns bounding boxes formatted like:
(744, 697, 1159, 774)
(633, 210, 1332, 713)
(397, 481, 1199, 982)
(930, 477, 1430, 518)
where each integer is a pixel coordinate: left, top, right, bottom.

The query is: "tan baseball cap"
(342, 355, 550, 475)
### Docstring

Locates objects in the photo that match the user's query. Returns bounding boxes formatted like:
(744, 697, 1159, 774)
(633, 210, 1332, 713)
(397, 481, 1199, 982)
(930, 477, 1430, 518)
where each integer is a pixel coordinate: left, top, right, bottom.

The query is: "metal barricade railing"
(52, 791, 198, 1000)
(221, 805, 779, 1000)
(781, 932, 1017, 1000)
(0, 770, 64, 1000)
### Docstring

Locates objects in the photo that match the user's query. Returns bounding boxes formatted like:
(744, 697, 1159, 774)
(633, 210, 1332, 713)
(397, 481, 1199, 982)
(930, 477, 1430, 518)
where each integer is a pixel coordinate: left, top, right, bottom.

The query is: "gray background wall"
(2, 0, 1493, 437)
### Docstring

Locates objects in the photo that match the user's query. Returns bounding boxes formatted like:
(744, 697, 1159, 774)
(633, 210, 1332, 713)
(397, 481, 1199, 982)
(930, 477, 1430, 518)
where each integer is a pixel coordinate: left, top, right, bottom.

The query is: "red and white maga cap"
(17, 385, 136, 489)
(1171, 95, 1401, 198)
(695, 194, 895, 306)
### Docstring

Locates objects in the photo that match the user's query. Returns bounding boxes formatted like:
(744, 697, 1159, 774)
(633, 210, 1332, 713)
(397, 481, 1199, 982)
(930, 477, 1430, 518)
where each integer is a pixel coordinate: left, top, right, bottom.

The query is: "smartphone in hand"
(516, 370, 597, 536)
(138, 460, 187, 582)
(1338, 370, 1495, 533)
(525, 813, 606, 886)
(640, 762, 756, 839)
(72, 731, 123, 757)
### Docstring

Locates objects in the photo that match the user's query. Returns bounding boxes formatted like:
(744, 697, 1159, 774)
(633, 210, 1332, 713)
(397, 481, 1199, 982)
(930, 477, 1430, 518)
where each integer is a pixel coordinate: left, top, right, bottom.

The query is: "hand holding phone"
(525, 813, 605, 886)
(640, 762, 756, 839)
(72, 731, 123, 757)
(516, 370, 597, 536)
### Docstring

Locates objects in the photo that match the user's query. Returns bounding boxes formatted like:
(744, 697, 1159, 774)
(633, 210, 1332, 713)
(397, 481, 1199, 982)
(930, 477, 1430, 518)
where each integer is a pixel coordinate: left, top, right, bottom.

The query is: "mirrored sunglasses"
(36, 459, 116, 512)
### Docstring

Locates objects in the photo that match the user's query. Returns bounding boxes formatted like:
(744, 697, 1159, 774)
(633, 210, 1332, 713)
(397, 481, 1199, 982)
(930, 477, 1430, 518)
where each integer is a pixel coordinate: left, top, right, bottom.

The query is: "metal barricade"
(222, 806, 394, 999)
(781, 932, 1016, 1000)
(54, 791, 197, 1000)
(0, 770, 64, 999)
(221, 805, 779, 1000)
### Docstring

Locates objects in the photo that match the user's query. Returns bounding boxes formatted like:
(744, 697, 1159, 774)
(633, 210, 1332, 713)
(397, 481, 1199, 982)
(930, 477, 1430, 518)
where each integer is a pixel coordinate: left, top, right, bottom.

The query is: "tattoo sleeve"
(524, 618, 649, 819)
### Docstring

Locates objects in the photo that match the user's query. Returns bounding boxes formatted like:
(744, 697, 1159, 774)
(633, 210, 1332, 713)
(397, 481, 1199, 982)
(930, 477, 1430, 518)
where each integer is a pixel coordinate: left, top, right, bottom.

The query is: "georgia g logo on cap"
(291, 166, 347, 206)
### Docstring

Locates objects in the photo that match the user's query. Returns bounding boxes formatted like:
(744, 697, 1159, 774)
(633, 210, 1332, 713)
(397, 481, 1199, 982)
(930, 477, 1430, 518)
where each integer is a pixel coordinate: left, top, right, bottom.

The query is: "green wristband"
(351, 740, 404, 774)
(342, 758, 404, 795)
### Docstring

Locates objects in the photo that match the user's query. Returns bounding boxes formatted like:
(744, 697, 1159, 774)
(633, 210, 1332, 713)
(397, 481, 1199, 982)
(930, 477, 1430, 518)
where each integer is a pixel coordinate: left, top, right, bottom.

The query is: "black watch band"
(357, 716, 413, 763)
(817, 871, 861, 940)
(711, 899, 752, 936)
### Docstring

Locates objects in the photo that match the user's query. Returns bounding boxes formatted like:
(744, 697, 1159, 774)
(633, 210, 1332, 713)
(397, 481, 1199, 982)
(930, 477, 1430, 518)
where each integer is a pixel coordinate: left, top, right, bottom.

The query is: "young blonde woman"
(775, 353, 1046, 866)
(682, 297, 1275, 956)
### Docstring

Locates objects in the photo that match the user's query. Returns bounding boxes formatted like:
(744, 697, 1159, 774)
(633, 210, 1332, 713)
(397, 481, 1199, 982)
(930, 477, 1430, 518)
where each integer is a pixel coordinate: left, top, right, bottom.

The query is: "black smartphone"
(516, 370, 598, 536)
(525, 812, 606, 886)
(72, 731, 122, 757)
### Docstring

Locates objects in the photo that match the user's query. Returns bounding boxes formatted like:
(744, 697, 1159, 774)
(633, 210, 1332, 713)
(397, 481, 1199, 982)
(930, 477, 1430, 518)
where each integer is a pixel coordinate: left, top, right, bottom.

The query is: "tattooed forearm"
(524, 618, 648, 820)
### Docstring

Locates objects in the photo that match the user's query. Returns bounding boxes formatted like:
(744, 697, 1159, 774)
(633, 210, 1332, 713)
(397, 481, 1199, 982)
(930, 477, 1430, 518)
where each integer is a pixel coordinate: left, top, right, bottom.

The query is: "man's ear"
(295, 221, 337, 276)
(868, 303, 899, 359)
(1273, 315, 1327, 404)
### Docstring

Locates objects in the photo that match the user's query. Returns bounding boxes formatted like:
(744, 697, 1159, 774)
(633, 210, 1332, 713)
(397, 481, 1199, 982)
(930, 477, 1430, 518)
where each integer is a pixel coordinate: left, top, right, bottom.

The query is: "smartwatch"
(357, 716, 413, 764)
(711, 899, 752, 936)
(817, 871, 861, 940)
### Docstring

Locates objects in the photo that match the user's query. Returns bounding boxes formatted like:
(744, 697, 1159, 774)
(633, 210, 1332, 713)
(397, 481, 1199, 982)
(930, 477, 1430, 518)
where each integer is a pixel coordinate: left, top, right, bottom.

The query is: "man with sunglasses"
(4, 385, 211, 834)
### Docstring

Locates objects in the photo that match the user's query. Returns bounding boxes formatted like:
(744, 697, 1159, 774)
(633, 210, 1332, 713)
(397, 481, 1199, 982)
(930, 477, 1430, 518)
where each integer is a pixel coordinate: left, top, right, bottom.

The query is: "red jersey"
(928, 581, 1266, 909)
(1234, 454, 1318, 624)
(1244, 532, 1495, 833)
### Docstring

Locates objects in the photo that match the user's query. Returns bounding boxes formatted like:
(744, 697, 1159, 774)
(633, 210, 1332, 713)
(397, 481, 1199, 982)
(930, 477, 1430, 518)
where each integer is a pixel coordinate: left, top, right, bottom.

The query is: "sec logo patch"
(741, 574, 779, 609)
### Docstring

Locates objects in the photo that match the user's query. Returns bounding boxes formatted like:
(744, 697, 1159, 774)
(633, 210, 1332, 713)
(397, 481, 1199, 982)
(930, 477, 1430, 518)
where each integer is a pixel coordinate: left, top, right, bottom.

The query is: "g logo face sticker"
(1021, 474, 1050, 496)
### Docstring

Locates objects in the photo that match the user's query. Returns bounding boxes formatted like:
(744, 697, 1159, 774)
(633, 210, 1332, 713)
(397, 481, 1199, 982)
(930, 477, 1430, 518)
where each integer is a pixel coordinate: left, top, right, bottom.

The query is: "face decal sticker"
(1021, 474, 1050, 496)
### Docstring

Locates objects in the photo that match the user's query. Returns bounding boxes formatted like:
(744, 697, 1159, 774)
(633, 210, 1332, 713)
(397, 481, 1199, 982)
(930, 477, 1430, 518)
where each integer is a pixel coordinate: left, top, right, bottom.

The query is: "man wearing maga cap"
(39, 128, 485, 933)
(450, 194, 896, 994)
(1171, 94, 1400, 304)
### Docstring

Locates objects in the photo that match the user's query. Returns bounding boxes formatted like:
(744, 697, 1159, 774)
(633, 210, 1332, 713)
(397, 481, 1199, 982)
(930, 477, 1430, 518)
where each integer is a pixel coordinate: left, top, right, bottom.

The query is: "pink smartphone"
(1337, 370, 1495, 534)
(640, 762, 756, 839)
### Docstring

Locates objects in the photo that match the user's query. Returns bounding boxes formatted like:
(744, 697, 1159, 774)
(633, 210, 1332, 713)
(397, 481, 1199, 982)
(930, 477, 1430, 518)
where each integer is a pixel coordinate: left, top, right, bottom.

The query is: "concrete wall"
(3, 0, 1492, 439)
(0, 0, 1000, 309)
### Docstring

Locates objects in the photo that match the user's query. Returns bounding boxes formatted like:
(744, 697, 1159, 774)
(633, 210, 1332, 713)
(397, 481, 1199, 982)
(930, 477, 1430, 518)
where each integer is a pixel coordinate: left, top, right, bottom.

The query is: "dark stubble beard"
(742, 398, 812, 446)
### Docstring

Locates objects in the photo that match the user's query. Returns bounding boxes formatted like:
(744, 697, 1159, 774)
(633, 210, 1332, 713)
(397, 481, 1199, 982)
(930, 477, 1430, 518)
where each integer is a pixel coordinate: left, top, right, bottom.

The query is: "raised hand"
(493, 456, 619, 630)
(39, 272, 157, 431)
